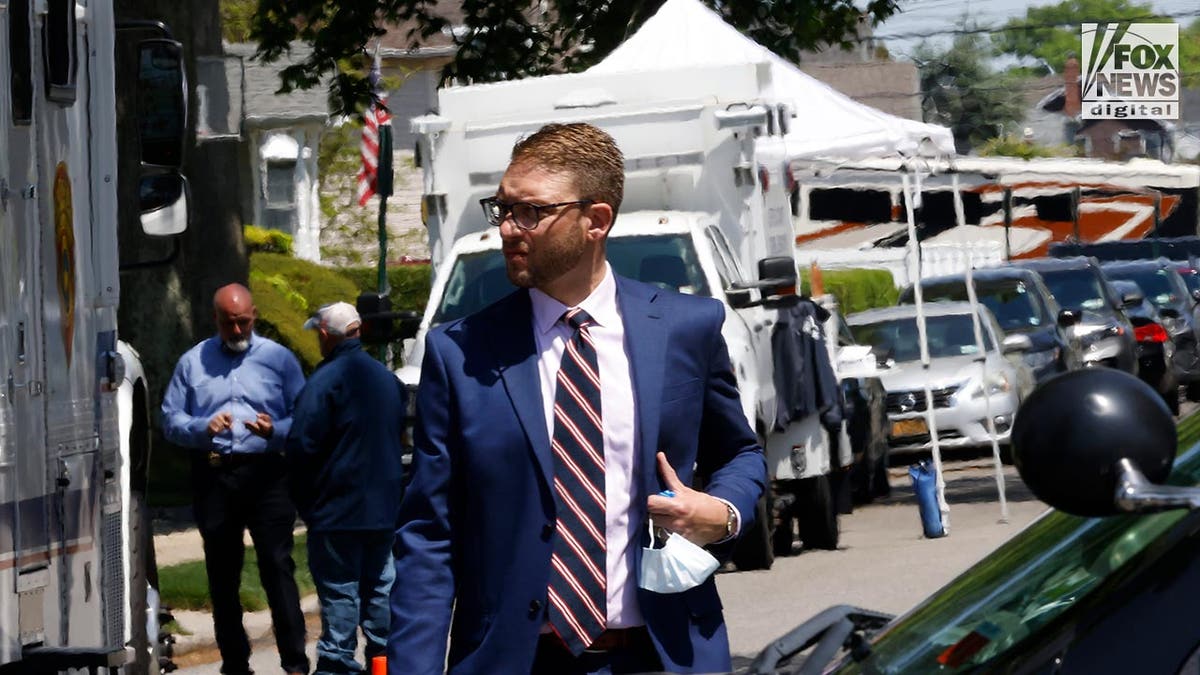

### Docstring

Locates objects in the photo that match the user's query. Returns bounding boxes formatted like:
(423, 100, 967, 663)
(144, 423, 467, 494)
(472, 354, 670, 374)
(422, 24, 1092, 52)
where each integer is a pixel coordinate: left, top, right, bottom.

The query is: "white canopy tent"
(587, 0, 956, 160)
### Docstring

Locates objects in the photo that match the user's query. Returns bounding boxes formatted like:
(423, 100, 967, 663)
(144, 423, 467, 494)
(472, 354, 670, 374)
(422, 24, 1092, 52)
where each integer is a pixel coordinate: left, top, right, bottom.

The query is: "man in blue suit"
(389, 122, 766, 674)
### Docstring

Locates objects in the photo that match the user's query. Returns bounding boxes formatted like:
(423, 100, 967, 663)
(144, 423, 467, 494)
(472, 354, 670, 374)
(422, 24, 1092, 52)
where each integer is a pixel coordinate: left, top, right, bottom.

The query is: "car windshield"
(432, 234, 710, 325)
(1105, 268, 1178, 308)
(1039, 268, 1108, 313)
(918, 280, 1043, 333)
(832, 418, 1200, 673)
(850, 314, 992, 362)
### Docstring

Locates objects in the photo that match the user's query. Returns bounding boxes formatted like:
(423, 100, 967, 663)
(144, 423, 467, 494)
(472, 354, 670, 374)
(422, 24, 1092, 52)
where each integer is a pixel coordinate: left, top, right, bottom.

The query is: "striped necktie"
(547, 308, 608, 654)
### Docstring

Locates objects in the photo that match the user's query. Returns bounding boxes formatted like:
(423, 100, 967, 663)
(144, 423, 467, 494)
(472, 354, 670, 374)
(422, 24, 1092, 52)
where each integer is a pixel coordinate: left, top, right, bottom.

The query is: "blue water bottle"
(909, 460, 946, 538)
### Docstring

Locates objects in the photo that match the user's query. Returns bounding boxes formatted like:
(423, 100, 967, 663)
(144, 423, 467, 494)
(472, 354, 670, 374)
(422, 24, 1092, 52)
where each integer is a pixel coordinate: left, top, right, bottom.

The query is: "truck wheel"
(731, 487, 775, 571)
(796, 475, 839, 550)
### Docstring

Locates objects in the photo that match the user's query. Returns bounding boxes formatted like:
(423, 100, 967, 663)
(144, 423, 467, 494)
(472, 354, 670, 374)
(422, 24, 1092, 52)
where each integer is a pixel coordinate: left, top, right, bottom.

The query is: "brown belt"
(206, 451, 280, 468)
(584, 627, 651, 653)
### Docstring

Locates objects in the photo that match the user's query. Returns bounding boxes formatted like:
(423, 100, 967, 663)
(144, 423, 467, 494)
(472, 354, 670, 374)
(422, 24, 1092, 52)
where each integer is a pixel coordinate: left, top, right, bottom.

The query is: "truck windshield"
(832, 419, 1200, 673)
(432, 235, 710, 326)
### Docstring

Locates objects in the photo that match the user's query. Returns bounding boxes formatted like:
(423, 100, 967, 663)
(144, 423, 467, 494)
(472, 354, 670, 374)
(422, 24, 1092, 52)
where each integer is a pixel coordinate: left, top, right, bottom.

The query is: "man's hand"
(207, 412, 233, 437)
(646, 452, 729, 546)
(244, 412, 274, 439)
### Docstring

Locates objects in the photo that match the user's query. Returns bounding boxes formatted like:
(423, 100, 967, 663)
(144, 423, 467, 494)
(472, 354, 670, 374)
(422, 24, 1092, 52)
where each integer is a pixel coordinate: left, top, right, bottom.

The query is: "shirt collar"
(530, 263, 619, 335)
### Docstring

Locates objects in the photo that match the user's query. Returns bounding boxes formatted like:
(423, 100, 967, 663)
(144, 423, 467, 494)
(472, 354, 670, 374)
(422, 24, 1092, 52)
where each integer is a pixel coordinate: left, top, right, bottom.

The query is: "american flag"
(356, 96, 391, 207)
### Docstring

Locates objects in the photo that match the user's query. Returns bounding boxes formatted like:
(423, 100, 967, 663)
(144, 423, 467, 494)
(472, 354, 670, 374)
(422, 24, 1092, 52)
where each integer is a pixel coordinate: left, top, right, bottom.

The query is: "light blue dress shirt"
(161, 333, 305, 454)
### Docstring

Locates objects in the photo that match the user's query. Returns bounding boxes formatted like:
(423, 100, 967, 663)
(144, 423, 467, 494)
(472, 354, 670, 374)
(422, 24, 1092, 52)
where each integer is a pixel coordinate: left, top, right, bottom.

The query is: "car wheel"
(1187, 382, 1200, 402)
(796, 475, 839, 550)
(772, 497, 795, 557)
(731, 484, 775, 571)
(1166, 384, 1181, 415)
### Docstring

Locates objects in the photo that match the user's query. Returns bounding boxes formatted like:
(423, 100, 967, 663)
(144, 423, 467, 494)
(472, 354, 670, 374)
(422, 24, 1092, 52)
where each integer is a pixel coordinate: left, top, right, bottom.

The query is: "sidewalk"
(154, 523, 319, 662)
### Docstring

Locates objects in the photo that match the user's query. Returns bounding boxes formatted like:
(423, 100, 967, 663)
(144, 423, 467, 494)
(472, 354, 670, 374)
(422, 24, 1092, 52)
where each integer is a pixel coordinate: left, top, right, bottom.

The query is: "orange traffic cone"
(810, 261, 825, 297)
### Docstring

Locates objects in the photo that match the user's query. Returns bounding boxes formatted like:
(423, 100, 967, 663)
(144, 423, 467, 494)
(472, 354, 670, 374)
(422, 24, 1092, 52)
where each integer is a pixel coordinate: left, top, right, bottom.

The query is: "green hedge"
(244, 224, 294, 255)
(340, 264, 433, 317)
(800, 267, 898, 316)
(249, 252, 360, 372)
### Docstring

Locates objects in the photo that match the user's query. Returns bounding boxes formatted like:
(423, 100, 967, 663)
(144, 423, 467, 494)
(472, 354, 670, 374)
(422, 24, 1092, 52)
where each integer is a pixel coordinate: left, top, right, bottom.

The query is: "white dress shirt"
(530, 264, 645, 628)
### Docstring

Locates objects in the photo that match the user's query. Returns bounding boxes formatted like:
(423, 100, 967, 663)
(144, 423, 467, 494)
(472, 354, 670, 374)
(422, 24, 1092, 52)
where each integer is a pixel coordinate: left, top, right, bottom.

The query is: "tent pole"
(903, 171, 949, 535)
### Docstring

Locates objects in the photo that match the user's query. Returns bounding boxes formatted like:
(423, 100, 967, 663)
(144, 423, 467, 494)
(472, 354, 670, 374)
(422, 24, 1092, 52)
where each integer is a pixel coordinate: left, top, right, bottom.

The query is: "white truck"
(399, 62, 851, 570)
(1, 2, 188, 672)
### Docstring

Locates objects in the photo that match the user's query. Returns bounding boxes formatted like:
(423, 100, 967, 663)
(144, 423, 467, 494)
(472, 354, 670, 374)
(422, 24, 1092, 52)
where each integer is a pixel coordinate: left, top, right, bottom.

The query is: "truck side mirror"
(138, 172, 189, 236)
(137, 38, 187, 169)
(1012, 369, 1176, 517)
(357, 292, 393, 344)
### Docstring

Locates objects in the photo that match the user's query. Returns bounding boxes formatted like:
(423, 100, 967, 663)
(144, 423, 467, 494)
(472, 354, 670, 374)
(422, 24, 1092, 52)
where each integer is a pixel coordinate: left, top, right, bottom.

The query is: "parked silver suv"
(846, 302, 1033, 454)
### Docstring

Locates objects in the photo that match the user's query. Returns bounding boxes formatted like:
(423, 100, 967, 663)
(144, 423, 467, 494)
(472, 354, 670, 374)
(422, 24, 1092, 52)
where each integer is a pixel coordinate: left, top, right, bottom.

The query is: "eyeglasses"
(479, 197, 594, 231)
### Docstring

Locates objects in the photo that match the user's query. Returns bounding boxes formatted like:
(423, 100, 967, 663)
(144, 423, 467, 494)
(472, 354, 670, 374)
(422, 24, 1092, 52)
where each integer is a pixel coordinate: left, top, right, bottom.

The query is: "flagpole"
(370, 46, 394, 363)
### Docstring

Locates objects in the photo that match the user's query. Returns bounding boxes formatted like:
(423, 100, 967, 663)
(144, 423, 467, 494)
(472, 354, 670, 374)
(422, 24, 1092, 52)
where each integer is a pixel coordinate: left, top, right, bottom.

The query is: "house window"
(9, 0, 33, 123)
(263, 160, 296, 233)
(265, 161, 296, 208)
(43, 0, 77, 104)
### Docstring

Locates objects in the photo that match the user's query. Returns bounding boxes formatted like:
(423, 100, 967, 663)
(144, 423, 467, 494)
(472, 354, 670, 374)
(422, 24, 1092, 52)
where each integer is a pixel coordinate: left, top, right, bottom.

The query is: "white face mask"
(638, 519, 720, 594)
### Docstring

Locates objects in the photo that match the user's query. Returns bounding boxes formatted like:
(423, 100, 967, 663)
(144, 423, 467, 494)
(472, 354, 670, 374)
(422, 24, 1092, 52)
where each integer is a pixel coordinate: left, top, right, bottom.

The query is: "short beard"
(223, 338, 250, 353)
(507, 224, 587, 289)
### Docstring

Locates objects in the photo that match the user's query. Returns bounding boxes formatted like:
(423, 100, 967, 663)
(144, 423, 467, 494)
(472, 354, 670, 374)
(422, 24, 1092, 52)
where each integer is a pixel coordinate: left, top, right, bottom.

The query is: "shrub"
(249, 252, 359, 371)
(800, 267, 899, 316)
(341, 263, 433, 314)
(244, 225, 294, 255)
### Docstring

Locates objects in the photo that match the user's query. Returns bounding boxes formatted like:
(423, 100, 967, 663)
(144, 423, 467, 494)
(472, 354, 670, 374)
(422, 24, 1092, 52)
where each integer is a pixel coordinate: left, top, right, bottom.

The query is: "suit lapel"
(493, 291, 554, 490)
(616, 278, 667, 498)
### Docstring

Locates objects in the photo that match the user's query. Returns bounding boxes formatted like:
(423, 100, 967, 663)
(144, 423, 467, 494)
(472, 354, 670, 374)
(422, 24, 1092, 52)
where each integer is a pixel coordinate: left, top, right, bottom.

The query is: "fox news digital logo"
(1081, 22, 1178, 120)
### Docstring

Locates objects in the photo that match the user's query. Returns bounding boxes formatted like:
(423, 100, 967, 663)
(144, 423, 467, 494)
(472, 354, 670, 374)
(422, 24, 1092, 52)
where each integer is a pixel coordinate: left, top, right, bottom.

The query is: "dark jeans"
(307, 530, 395, 674)
(192, 453, 308, 674)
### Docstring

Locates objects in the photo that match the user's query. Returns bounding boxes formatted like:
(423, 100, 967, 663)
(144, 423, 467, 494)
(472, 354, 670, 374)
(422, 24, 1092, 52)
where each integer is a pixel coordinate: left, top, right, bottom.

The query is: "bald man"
(162, 283, 309, 675)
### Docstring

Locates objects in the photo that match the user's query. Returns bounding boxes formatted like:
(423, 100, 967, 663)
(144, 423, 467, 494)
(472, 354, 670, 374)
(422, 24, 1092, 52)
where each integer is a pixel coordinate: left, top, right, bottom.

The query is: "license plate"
(891, 418, 929, 437)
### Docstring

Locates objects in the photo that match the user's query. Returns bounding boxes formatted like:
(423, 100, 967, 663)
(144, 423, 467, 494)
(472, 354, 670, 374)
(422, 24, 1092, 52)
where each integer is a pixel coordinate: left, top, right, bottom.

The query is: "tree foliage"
(250, 0, 901, 116)
(992, 0, 1179, 74)
(915, 26, 1025, 154)
(221, 0, 257, 43)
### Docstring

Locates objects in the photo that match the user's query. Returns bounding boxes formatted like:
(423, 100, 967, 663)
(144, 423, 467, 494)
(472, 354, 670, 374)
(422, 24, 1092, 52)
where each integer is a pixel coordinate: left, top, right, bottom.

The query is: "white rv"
(1, 2, 188, 672)
(401, 62, 858, 570)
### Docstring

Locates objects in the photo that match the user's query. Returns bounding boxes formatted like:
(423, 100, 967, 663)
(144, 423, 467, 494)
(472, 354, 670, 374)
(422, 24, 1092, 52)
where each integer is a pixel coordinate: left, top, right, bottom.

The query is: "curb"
(171, 594, 321, 657)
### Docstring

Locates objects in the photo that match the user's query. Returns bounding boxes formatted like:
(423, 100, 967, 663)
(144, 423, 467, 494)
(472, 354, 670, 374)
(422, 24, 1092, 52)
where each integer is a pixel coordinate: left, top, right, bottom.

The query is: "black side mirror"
(1012, 369, 1175, 517)
(1057, 309, 1080, 329)
(725, 287, 754, 309)
(1121, 289, 1144, 308)
(137, 38, 187, 169)
(1191, 289, 1200, 303)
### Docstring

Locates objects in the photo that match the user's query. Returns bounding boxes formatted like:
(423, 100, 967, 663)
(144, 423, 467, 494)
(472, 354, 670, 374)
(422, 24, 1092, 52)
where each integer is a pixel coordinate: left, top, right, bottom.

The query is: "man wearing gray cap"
(286, 301, 408, 675)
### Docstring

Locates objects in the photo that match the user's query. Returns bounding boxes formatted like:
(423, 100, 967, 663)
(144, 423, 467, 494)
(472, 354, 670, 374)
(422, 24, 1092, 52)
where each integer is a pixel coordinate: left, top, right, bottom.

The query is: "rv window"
(808, 188, 892, 224)
(42, 0, 76, 103)
(9, 0, 33, 124)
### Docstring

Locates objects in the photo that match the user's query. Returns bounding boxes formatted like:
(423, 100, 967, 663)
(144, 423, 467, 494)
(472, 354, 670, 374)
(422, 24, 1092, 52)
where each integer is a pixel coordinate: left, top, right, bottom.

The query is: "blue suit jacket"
(388, 276, 766, 674)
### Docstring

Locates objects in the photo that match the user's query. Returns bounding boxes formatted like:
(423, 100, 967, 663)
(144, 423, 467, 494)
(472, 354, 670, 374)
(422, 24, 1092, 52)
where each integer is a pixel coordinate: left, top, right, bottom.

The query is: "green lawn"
(158, 532, 314, 611)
